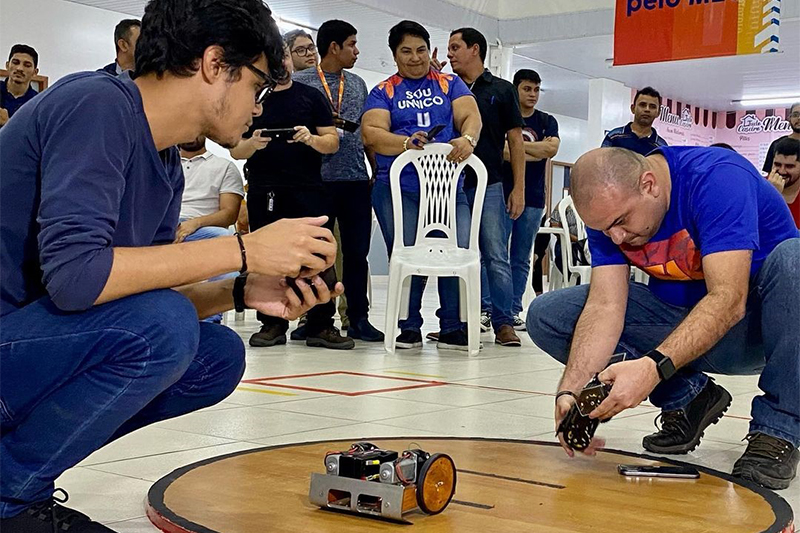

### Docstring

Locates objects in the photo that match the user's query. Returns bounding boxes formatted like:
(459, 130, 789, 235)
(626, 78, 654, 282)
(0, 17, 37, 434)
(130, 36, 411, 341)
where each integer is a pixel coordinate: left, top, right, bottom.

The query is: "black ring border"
(146, 436, 794, 533)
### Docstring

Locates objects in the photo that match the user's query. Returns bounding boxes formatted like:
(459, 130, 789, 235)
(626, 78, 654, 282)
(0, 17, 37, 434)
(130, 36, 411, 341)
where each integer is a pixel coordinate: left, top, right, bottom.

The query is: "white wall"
(0, 0, 121, 83)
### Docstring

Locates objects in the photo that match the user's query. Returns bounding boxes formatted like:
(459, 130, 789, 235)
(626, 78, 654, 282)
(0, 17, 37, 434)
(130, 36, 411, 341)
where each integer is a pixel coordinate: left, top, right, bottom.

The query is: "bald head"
(571, 148, 646, 210)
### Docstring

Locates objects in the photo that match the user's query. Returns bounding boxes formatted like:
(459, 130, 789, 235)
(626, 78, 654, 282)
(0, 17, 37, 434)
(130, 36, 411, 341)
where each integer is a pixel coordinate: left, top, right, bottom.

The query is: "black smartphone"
(286, 267, 338, 301)
(258, 128, 296, 141)
(334, 116, 360, 133)
(617, 465, 700, 479)
(426, 124, 446, 141)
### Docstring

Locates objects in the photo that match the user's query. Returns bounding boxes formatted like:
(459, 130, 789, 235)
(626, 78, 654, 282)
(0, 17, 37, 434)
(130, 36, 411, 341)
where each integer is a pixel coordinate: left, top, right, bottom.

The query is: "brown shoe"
(494, 325, 521, 347)
(306, 326, 355, 350)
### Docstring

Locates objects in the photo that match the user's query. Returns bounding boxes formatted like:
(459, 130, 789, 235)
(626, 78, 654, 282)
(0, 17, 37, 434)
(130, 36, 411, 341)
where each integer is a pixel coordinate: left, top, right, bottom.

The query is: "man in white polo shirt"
(178, 136, 245, 322)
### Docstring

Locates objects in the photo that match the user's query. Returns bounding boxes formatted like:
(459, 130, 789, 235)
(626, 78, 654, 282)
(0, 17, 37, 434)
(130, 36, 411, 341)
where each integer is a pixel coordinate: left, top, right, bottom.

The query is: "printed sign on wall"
(614, 0, 781, 66)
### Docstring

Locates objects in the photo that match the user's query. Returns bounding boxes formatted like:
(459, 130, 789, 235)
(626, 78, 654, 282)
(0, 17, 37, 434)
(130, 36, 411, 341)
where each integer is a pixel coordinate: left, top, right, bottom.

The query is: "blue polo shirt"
(602, 122, 667, 156)
(0, 80, 38, 119)
(588, 146, 798, 308)
(0, 71, 183, 316)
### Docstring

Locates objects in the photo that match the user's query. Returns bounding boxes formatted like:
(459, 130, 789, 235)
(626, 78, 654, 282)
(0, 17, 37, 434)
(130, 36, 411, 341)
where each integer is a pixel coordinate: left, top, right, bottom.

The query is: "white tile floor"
(62, 277, 797, 530)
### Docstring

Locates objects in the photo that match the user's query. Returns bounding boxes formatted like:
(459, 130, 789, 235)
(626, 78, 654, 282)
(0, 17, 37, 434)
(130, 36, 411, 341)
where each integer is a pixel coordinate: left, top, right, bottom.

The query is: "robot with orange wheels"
(308, 442, 457, 523)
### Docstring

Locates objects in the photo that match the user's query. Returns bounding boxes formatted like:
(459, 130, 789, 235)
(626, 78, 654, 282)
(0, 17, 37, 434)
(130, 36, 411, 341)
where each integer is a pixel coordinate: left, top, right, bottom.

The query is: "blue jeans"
(0, 290, 246, 517)
(465, 183, 514, 331)
(481, 206, 544, 316)
(526, 238, 800, 447)
(183, 223, 237, 322)
(372, 181, 470, 335)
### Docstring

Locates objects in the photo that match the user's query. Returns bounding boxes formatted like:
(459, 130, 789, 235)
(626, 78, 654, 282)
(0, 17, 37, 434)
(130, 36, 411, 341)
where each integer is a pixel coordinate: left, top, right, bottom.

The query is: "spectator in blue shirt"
(527, 146, 799, 491)
(99, 19, 141, 76)
(602, 86, 668, 156)
(0, 44, 39, 127)
(0, 1, 343, 529)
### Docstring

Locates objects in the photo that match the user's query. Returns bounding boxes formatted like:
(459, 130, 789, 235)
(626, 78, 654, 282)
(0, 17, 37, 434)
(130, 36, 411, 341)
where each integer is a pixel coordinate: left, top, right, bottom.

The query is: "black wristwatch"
(233, 273, 249, 313)
(644, 349, 676, 381)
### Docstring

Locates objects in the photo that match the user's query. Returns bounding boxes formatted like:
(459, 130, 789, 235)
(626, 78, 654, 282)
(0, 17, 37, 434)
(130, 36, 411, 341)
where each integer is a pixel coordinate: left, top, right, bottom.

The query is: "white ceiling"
(65, 0, 800, 120)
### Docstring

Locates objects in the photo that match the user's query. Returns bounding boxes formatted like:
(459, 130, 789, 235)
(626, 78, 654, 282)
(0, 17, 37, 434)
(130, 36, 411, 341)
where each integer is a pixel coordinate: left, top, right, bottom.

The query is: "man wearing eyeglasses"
(0, 1, 343, 529)
(762, 102, 800, 176)
(286, 29, 318, 72)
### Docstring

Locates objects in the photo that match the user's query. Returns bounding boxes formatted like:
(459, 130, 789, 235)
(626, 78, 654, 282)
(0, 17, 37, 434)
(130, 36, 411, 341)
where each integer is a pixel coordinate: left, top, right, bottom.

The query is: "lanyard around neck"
(316, 65, 345, 115)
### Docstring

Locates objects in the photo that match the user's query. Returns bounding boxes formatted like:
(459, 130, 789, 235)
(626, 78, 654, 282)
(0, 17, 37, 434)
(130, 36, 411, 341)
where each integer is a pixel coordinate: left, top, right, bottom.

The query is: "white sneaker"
(512, 315, 526, 331)
(480, 312, 491, 332)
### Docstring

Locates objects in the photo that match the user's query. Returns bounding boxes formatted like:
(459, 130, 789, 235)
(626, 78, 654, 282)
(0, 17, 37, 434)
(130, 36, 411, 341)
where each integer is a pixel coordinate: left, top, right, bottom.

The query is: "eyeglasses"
(790, 112, 800, 119)
(245, 63, 277, 104)
(291, 44, 316, 57)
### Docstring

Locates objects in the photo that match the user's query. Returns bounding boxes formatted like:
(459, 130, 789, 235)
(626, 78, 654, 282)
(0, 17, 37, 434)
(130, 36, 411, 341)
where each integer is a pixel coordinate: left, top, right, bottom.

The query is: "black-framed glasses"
(291, 44, 316, 57)
(790, 112, 800, 119)
(246, 63, 277, 104)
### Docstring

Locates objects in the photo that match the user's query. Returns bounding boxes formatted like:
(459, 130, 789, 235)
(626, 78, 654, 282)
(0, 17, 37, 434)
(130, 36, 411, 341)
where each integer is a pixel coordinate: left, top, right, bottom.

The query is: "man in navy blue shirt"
(0, 1, 342, 530)
(0, 44, 39, 127)
(602, 86, 668, 156)
(99, 19, 141, 76)
(527, 147, 799, 491)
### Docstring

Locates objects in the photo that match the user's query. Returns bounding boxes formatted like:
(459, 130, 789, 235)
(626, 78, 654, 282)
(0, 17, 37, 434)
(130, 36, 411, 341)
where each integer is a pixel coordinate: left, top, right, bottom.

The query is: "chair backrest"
(388, 143, 487, 253)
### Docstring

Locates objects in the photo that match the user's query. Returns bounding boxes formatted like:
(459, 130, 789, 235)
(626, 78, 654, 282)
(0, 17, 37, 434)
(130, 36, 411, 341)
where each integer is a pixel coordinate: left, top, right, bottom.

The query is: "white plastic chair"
(384, 143, 487, 356)
(557, 195, 592, 287)
(520, 224, 569, 310)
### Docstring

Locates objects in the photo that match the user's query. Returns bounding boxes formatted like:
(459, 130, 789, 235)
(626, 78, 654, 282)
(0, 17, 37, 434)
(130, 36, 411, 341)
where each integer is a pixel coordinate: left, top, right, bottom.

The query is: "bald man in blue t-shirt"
(527, 146, 799, 491)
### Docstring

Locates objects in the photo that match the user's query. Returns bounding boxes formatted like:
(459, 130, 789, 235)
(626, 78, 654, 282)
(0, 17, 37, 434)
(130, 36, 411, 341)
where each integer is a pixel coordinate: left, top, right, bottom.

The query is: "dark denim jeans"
(182, 223, 237, 323)
(527, 238, 800, 447)
(0, 290, 246, 517)
(372, 181, 470, 335)
(465, 182, 514, 331)
(481, 205, 545, 316)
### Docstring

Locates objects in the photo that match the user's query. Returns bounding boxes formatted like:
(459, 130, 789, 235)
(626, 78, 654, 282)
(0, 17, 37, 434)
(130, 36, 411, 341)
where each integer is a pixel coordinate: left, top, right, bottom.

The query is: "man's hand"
(589, 358, 660, 420)
(555, 394, 606, 458)
(767, 169, 786, 193)
(430, 47, 447, 71)
(507, 186, 525, 220)
(291, 125, 314, 147)
(236, 202, 249, 234)
(243, 216, 336, 278)
(0, 108, 8, 127)
(244, 273, 344, 321)
(174, 219, 201, 243)
(447, 137, 474, 163)
(249, 129, 271, 150)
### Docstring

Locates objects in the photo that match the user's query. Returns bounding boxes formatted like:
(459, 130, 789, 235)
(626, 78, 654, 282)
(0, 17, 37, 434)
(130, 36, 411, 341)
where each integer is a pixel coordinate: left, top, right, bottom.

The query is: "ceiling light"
(733, 96, 800, 107)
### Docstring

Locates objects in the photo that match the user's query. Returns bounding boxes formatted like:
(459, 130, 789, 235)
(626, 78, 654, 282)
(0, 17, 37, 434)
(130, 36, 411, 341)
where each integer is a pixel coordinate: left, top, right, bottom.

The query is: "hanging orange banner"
(614, 0, 781, 66)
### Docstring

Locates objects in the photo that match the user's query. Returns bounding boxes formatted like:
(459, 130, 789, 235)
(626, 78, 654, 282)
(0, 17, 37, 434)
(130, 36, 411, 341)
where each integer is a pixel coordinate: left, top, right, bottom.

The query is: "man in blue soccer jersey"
(527, 146, 799, 491)
(602, 86, 668, 156)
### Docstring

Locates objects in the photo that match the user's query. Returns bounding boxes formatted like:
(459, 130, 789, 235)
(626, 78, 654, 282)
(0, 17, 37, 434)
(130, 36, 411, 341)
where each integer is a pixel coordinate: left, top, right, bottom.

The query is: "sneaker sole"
(495, 338, 522, 347)
(396, 341, 423, 349)
(425, 332, 439, 342)
(733, 464, 793, 491)
(513, 324, 527, 331)
(643, 388, 733, 455)
(437, 342, 469, 351)
(348, 332, 385, 342)
(249, 335, 287, 347)
(306, 338, 355, 350)
(480, 324, 491, 332)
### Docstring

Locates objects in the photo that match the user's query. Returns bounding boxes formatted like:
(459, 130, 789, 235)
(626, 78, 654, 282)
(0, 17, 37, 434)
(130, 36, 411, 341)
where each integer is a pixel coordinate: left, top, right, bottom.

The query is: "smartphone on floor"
(617, 465, 700, 479)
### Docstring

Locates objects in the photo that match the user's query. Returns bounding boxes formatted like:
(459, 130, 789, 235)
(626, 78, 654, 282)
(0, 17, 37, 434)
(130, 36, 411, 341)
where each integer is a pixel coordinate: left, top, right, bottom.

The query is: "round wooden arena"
(146, 438, 794, 533)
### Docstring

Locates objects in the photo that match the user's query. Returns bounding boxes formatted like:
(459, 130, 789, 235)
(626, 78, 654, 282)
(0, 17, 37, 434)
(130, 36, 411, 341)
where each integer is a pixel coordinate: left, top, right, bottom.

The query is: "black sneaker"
(437, 329, 469, 351)
(732, 433, 799, 490)
(396, 330, 423, 349)
(0, 489, 116, 532)
(306, 327, 355, 350)
(290, 323, 307, 341)
(249, 324, 287, 347)
(347, 319, 384, 342)
(642, 378, 732, 454)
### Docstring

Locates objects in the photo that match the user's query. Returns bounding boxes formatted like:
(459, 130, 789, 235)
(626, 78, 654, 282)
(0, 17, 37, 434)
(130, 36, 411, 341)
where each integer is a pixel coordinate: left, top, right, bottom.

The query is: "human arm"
(174, 193, 242, 243)
(448, 94, 482, 162)
(229, 130, 271, 160)
(291, 124, 339, 154)
(361, 108, 426, 155)
(0, 107, 8, 127)
(591, 250, 751, 420)
(506, 127, 526, 219)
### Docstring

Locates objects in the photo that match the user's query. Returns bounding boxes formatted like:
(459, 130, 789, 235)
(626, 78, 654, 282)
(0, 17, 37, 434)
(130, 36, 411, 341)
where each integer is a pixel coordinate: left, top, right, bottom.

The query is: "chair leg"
(465, 267, 481, 356)
(384, 267, 405, 354)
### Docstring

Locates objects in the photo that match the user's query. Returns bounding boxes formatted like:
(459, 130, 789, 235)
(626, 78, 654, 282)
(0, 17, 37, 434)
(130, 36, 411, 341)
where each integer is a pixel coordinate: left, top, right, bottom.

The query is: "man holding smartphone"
(231, 40, 351, 350)
(0, 1, 342, 529)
